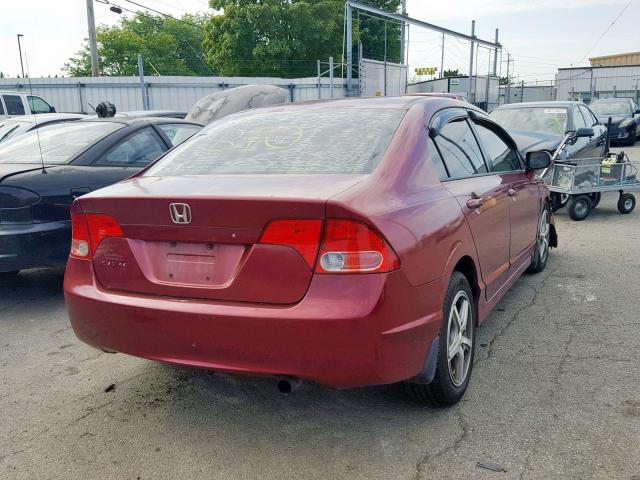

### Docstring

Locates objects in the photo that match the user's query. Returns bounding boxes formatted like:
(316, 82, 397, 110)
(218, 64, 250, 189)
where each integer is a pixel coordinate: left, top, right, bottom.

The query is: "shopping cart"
(544, 147, 639, 221)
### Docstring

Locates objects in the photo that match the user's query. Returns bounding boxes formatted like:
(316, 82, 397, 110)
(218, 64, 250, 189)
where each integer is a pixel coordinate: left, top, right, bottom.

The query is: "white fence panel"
(359, 59, 407, 97)
(0, 75, 357, 113)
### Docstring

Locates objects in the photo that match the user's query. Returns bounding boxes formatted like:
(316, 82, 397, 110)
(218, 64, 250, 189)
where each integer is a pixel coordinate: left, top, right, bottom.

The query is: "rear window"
(145, 108, 406, 176)
(490, 107, 567, 136)
(590, 100, 630, 116)
(0, 121, 123, 164)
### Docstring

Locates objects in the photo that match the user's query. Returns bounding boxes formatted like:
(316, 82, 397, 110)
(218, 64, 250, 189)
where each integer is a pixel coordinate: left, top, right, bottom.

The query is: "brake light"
(316, 219, 400, 274)
(70, 213, 123, 259)
(259, 219, 323, 267)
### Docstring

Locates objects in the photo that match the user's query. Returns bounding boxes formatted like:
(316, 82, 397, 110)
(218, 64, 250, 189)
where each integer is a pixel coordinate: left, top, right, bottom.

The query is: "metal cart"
(544, 151, 639, 221)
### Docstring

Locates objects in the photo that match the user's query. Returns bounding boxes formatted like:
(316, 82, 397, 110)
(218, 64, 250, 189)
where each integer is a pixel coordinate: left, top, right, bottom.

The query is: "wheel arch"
(451, 255, 480, 326)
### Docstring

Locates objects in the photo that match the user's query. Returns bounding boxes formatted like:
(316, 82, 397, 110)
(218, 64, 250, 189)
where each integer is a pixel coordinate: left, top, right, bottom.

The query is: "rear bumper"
(64, 258, 444, 388)
(0, 221, 70, 272)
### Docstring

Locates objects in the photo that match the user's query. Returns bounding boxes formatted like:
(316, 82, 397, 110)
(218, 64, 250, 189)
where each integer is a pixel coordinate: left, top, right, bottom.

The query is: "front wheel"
(618, 193, 636, 214)
(568, 194, 592, 221)
(405, 272, 475, 407)
(527, 203, 551, 273)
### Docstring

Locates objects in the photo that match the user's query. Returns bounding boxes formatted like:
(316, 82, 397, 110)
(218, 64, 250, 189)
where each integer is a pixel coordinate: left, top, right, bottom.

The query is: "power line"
(576, 0, 634, 64)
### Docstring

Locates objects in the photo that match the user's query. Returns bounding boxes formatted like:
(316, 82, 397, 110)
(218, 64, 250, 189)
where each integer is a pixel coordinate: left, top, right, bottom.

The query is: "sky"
(0, 0, 637, 83)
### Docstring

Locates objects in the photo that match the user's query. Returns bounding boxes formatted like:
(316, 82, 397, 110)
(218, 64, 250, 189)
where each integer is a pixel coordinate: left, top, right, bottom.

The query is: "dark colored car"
(0, 117, 202, 274)
(589, 97, 640, 146)
(65, 97, 557, 407)
(490, 101, 607, 161)
(0, 113, 88, 143)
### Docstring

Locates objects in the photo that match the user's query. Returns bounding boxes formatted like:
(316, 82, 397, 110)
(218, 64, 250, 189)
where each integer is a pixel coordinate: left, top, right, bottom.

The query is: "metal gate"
(359, 58, 407, 97)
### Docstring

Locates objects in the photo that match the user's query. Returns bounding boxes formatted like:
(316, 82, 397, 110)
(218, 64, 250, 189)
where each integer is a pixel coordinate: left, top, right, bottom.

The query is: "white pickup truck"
(0, 91, 56, 119)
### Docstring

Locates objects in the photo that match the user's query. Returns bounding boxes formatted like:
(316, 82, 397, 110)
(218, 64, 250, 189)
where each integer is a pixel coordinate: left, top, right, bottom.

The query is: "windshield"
(490, 107, 568, 136)
(589, 101, 630, 116)
(0, 121, 122, 164)
(145, 108, 406, 176)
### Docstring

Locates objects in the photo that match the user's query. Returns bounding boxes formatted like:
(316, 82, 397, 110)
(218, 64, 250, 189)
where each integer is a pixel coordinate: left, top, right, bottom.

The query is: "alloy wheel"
(447, 291, 473, 387)
(538, 209, 550, 264)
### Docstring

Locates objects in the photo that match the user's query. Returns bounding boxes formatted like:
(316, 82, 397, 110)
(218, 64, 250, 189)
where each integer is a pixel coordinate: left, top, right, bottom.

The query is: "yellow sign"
(415, 67, 438, 76)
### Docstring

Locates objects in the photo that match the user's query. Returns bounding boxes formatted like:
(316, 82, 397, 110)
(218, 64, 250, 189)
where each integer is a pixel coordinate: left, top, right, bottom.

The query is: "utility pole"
(505, 53, 511, 104)
(346, 4, 353, 95)
(468, 20, 475, 103)
(399, 0, 407, 65)
(493, 29, 499, 76)
(16, 34, 25, 78)
(440, 33, 444, 78)
(86, 0, 100, 76)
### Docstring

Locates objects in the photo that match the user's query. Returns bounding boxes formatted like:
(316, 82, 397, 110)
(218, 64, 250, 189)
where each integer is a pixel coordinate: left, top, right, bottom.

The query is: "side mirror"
(525, 150, 551, 171)
(49, 106, 56, 113)
(575, 127, 594, 138)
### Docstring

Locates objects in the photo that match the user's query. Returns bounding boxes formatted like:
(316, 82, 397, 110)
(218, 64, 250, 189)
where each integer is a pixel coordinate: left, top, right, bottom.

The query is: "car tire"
(527, 203, 551, 274)
(405, 271, 475, 407)
(617, 193, 636, 214)
(568, 194, 592, 221)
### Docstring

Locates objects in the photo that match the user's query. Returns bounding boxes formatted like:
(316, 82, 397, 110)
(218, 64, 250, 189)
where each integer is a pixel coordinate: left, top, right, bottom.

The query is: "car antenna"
(87, 102, 97, 114)
(24, 53, 47, 174)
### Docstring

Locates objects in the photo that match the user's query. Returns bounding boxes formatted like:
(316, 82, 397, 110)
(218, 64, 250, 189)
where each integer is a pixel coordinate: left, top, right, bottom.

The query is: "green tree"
(443, 69, 462, 77)
(203, 0, 401, 77)
(64, 13, 211, 76)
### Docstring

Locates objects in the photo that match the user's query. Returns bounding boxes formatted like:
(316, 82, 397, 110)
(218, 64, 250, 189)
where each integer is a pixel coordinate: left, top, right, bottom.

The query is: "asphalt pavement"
(1, 144, 639, 480)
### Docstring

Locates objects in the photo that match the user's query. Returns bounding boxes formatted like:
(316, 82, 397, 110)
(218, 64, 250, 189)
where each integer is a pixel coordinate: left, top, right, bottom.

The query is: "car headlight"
(619, 119, 634, 128)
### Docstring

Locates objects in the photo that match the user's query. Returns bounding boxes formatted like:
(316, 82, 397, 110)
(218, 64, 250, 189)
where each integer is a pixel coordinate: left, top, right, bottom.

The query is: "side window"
(158, 123, 201, 146)
(579, 106, 596, 126)
(27, 96, 52, 114)
(428, 138, 448, 179)
(433, 118, 487, 177)
(473, 122, 522, 172)
(3, 95, 26, 116)
(96, 128, 166, 167)
(573, 107, 587, 129)
(0, 98, 4, 115)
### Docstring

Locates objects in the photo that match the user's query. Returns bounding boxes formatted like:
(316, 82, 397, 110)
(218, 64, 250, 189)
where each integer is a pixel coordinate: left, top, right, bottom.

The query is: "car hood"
(595, 114, 630, 125)
(505, 128, 561, 155)
(0, 163, 59, 183)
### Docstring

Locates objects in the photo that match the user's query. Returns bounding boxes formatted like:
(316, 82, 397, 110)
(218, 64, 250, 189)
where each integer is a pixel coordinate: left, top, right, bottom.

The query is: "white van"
(0, 91, 56, 120)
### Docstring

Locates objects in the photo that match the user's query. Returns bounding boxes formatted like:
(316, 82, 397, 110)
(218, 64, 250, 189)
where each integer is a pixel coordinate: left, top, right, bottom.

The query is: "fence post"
(468, 20, 475, 103)
(77, 82, 84, 113)
(288, 83, 295, 102)
(317, 60, 321, 100)
(520, 80, 524, 103)
(137, 54, 148, 110)
(329, 57, 334, 99)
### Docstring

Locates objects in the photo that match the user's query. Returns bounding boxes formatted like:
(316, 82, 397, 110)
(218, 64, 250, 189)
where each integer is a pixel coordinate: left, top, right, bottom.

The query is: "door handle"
(466, 197, 484, 209)
(508, 188, 519, 197)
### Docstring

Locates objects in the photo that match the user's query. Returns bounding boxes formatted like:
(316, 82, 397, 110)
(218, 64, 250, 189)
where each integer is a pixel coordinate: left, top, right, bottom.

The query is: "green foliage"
(64, 13, 211, 76)
(443, 69, 462, 77)
(204, 0, 402, 77)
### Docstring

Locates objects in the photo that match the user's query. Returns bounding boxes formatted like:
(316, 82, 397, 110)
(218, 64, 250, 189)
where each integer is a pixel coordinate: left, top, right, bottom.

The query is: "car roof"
(493, 101, 582, 110)
(4, 113, 88, 124)
(116, 110, 187, 118)
(79, 116, 201, 126)
(591, 97, 631, 102)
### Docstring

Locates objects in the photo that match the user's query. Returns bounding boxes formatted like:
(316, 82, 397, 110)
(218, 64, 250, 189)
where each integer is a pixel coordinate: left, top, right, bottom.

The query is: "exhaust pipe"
(277, 377, 302, 395)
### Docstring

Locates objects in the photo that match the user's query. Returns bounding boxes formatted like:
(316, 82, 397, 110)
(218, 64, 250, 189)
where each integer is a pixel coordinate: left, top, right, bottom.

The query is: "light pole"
(17, 34, 25, 78)
(86, 0, 100, 76)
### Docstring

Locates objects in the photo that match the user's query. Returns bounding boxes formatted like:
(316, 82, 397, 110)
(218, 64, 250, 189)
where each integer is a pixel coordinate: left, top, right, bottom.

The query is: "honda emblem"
(169, 203, 191, 224)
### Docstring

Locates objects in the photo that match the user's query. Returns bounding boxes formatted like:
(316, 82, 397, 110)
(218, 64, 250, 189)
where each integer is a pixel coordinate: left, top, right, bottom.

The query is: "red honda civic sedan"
(64, 96, 557, 406)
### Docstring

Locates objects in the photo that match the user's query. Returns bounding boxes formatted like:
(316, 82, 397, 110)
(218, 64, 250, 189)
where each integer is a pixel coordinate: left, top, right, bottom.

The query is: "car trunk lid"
(80, 174, 364, 304)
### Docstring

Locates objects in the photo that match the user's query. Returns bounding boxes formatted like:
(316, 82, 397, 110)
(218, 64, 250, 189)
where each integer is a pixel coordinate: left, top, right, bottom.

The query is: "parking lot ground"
(1, 145, 640, 480)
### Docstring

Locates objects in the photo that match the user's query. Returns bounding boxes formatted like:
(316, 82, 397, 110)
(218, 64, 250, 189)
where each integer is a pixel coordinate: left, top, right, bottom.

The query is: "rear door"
(432, 109, 511, 300)
(470, 116, 540, 273)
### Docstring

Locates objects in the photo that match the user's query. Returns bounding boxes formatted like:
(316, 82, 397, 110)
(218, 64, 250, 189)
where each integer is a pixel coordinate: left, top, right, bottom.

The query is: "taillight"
(259, 219, 323, 267)
(70, 213, 123, 259)
(316, 219, 400, 274)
